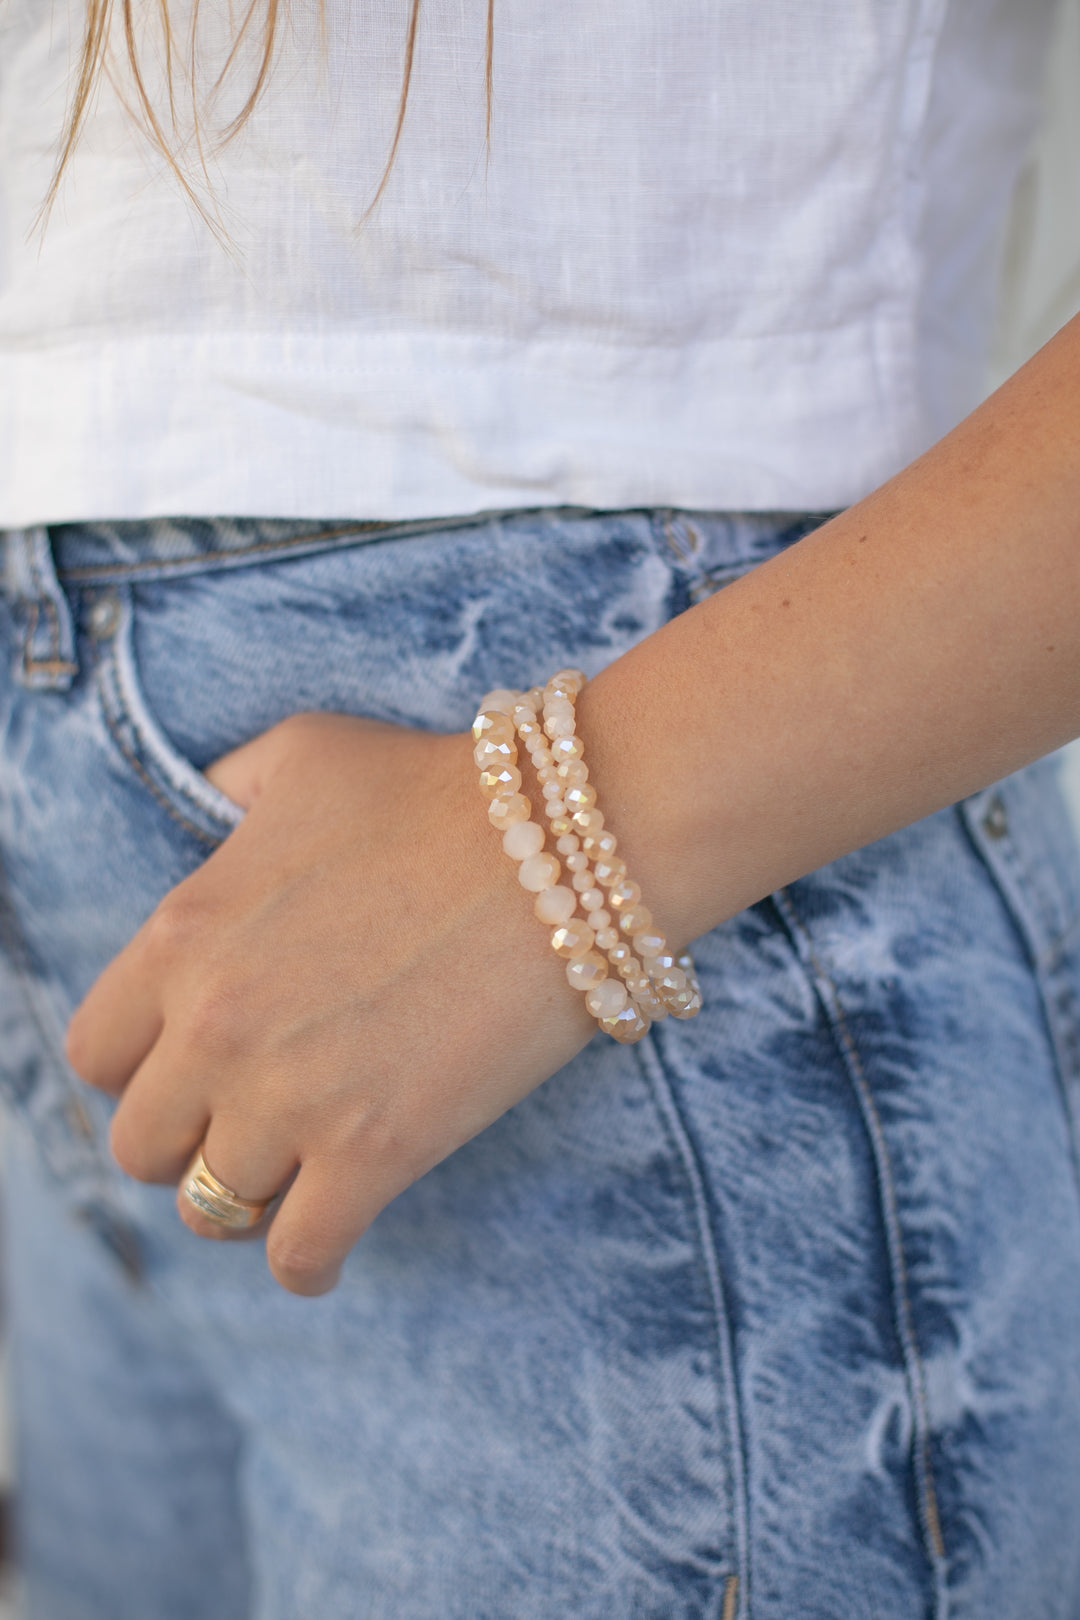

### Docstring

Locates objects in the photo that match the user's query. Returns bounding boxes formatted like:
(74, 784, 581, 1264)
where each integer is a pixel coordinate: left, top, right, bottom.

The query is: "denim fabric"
(1, 508, 1080, 1620)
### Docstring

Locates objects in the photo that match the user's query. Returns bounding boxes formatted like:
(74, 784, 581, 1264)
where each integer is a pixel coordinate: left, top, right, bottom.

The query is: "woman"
(1, 1, 1078, 1615)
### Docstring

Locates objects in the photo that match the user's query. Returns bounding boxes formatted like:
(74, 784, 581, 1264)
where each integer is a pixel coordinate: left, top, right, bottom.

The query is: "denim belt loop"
(4, 525, 80, 691)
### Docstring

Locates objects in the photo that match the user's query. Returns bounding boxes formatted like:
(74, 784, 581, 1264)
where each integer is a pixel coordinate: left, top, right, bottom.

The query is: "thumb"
(203, 720, 292, 811)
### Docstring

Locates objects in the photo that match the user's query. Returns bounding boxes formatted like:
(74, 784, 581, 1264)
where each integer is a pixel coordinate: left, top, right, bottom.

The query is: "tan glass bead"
(571, 869, 596, 893)
(478, 763, 522, 799)
(655, 965, 688, 996)
(565, 850, 589, 873)
(619, 904, 653, 936)
(534, 885, 578, 925)
(479, 689, 519, 716)
(608, 878, 642, 912)
(555, 833, 580, 855)
(512, 706, 542, 738)
(502, 820, 546, 860)
(583, 830, 618, 860)
(595, 926, 619, 950)
(579, 888, 605, 913)
(566, 951, 609, 992)
(592, 856, 627, 888)
(607, 941, 633, 968)
(550, 921, 596, 959)
(632, 929, 666, 959)
(586, 907, 611, 930)
(555, 759, 589, 788)
(544, 799, 567, 820)
(585, 978, 628, 1019)
(563, 783, 598, 814)
(624, 971, 651, 997)
(541, 781, 565, 800)
(648, 951, 678, 978)
(474, 736, 516, 771)
(670, 989, 704, 1020)
(600, 1004, 651, 1044)
(633, 987, 668, 1021)
(543, 712, 576, 741)
(572, 808, 605, 835)
(550, 735, 585, 763)
(549, 814, 576, 838)
(543, 694, 574, 720)
(518, 852, 561, 892)
(472, 709, 517, 746)
(488, 793, 531, 830)
(550, 668, 587, 695)
(537, 762, 561, 784)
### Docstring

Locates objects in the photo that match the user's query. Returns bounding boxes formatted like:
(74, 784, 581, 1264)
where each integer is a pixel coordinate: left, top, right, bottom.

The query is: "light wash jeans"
(2, 509, 1080, 1620)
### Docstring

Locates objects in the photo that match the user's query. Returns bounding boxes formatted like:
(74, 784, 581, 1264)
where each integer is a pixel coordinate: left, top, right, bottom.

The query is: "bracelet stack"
(472, 670, 702, 1044)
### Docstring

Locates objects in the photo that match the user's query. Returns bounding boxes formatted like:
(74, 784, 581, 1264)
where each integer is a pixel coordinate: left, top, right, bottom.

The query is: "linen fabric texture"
(2, 509, 1080, 1619)
(0, 0, 1060, 526)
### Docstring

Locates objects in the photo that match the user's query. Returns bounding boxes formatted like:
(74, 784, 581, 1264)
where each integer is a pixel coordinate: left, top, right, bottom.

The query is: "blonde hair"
(40, 0, 495, 236)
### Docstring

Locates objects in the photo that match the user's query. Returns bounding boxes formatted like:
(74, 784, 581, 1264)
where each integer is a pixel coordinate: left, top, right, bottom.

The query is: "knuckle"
(183, 979, 245, 1052)
(109, 1112, 157, 1182)
(143, 892, 205, 960)
(267, 1230, 339, 1292)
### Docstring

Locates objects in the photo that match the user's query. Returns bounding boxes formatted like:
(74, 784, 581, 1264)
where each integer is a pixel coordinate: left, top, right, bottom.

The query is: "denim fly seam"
(633, 1032, 751, 1620)
(771, 888, 948, 1602)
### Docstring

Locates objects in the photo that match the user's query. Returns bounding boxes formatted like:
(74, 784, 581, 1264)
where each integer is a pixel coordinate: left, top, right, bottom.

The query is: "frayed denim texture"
(1, 508, 1079, 1619)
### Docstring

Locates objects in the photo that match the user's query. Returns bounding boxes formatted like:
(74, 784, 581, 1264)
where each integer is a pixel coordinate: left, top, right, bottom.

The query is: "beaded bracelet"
(472, 670, 702, 1043)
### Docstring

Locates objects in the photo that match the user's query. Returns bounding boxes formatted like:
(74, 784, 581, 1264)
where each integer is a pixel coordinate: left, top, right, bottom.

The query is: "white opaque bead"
(542, 694, 574, 718)
(544, 799, 567, 819)
(585, 979, 628, 1019)
(518, 853, 561, 892)
(502, 820, 545, 861)
(595, 927, 620, 950)
(542, 781, 564, 800)
(534, 885, 577, 925)
(571, 869, 596, 892)
(586, 907, 611, 930)
(479, 689, 520, 716)
(579, 888, 605, 913)
(555, 834, 580, 856)
(537, 764, 561, 785)
(565, 851, 589, 872)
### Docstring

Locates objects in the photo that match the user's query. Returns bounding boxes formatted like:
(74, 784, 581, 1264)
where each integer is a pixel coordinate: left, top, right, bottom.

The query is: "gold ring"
(181, 1148, 273, 1230)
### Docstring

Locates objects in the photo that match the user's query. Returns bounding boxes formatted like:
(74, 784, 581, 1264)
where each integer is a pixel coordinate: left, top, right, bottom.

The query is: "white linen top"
(0, 0, 1058, 526)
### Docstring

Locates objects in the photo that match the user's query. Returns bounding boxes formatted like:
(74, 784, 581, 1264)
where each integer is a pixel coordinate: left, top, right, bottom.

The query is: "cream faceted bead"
(555, 759, 589, 788)
(595, 926, 619, 950)
(473, 736, 516, 771)
(670, 989, 704, 1020)
(550, 735, 584, 763)
(600, 1004, 651, 1044)
(571, 869, 596, 893)
(655, 965, 688, 996)
(537, 764, 561, 785)
(549, 814, 575, 838)
(544, 799, 567, 820)
(586, 907, 611, 930)
(478, 763, 522, 799)
(555, 833, 580, 856)
(502, 820, 546, 861)
(488, 793, 531, 830)
(618, 905, 653, 936)
(549, 668, 587, 695)
(607, 941, 633, 968)
(518, 852, 561, 892)
(541, 781, 565, 800)
(571, 808, 604, 836)
(565, 851, 589, 873)
(533, 885, 577, 925)
(472, 710, 517, 747)
(550, 921, 596, 959)
(579, 888, 605, 913)
(565, 951, 609, 991)
(583, 830, 617, 859)
(593, 856, 626, 888)
(607, 878, 642, 912)
(585, 978, 628, 1019)
(632, 929, 666, 959)
(479, 689, 519, 716)
(543, 712, 576, 741)
(563, 783, 597, 814)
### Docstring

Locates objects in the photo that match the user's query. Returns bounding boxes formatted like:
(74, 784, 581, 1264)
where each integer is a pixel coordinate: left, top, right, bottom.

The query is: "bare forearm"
(581, 313, 1080, 946)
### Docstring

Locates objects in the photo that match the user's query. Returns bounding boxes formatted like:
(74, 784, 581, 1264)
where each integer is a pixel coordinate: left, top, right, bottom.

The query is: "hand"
(65, 713, 597, 1295)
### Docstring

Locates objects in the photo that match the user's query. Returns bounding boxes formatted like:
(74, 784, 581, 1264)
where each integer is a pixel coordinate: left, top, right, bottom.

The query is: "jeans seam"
(772, 887, 948, 1608)
(56, 521, 401, 581)
(93, 638, 225, 850)
(633, 1036, 751, 1620)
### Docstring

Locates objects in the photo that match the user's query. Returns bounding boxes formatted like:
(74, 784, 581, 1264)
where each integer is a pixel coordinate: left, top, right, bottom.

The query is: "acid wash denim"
(1, 508, 1080, 1620)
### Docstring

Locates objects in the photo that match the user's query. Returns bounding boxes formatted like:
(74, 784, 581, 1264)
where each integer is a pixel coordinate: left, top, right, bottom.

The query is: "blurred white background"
(2, 6, 1080, 1616)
